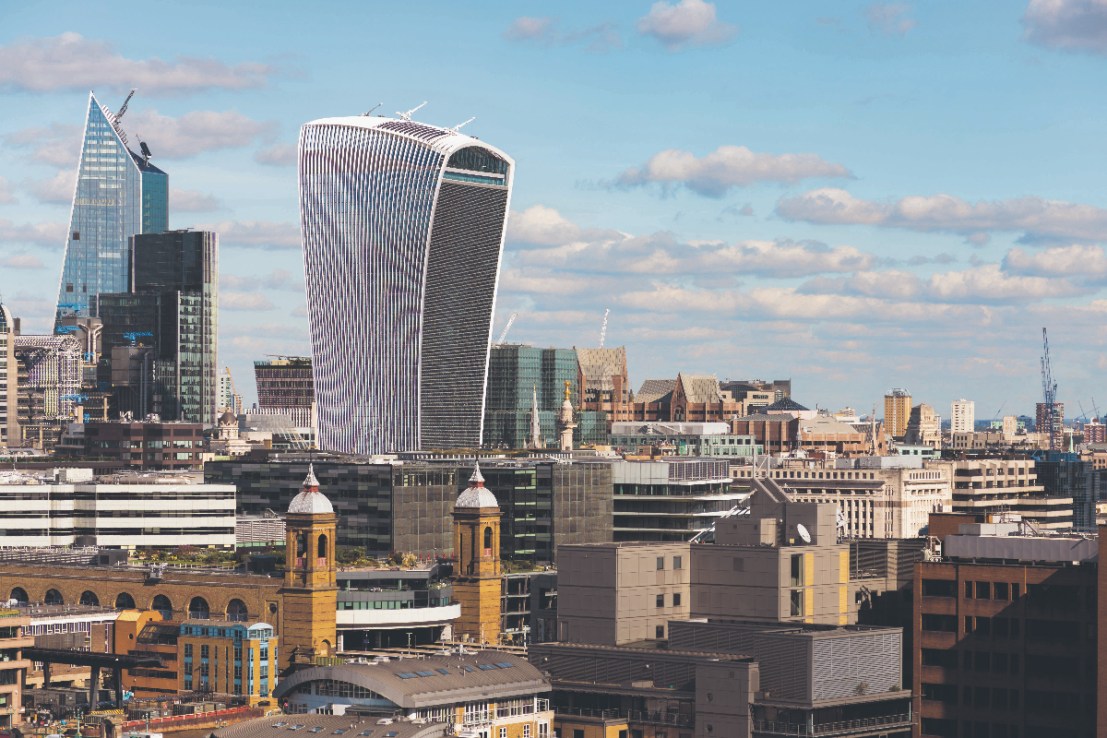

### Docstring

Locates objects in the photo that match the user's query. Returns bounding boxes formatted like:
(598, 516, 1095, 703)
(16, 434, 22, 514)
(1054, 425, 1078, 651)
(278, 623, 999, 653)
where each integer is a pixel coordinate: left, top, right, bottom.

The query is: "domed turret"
(288, 463, 333, 514)
(455, 463, 499, 509)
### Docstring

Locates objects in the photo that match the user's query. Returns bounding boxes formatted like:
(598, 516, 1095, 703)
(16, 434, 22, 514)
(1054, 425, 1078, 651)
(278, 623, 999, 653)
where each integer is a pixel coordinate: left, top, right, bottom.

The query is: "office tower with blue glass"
(299, 111, 514, 454)
(55, 91, 168, 324)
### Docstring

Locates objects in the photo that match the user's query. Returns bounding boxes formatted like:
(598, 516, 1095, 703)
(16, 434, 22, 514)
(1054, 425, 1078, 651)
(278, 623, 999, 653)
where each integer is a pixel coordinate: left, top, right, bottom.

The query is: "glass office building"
(484, 345, 608, 448)
(99, 231, 218, 424)
(299, 115, 514, 454)
(55, 93, 168, 324)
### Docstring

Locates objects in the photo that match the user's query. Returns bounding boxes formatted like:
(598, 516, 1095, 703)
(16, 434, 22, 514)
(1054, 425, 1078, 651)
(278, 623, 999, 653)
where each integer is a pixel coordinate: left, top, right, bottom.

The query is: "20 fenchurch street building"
(299, 113, 514, 454)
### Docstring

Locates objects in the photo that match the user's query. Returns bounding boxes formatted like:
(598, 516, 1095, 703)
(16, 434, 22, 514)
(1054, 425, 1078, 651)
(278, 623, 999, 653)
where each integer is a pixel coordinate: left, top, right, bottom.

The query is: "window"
(674, 593, 682, 607)
(499, 729, 507, 738)
(574, 731, 585, 738)
(523, 727, 530, 738)
(656, 594, 664, 607)
(673, 555, 682, 570)
(790, 554, 804, 587)
(657, 556, 665, 570)
(655, 625, 664, 639)
(790, 589, 804, 617)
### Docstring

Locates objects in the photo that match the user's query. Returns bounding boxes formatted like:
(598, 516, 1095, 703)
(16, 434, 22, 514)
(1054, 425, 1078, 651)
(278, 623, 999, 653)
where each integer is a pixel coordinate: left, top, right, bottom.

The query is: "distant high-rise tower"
(0, 303, 18, 448)
(99, 230, 218, 424)
(55, 92, 168, 324)
(950, 398, 975, 433)
(884, 388, 911, 440)
(299, 113, 514, 454)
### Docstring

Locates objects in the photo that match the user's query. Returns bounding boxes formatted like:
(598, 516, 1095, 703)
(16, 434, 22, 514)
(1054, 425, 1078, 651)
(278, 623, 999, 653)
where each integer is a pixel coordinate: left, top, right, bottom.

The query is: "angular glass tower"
(55, 92, 168, 323)
(299, 115, 514, 454)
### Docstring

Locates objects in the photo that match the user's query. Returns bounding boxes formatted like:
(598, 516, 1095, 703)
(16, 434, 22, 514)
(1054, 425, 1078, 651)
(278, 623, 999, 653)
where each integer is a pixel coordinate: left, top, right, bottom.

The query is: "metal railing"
(554, 707, 693, 729)
(754, 711, 913, 737)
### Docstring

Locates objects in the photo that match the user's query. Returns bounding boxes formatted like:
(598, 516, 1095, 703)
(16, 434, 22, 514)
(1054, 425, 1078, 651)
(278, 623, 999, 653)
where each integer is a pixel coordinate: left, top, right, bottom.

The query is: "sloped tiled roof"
(677, 374, 723, 404)
(578, 347, 627, 392)
(637, 379, 676, 404)
(765, 397, 809, 412)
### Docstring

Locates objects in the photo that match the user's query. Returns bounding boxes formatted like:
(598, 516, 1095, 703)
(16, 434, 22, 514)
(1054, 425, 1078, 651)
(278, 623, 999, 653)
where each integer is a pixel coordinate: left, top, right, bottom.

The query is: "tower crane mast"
(1041, 327, 1058, 452)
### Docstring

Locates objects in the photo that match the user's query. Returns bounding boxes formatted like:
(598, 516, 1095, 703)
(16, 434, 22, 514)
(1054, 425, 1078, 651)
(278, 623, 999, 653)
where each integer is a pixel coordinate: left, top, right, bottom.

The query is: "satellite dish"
(796, 523, 812, 544)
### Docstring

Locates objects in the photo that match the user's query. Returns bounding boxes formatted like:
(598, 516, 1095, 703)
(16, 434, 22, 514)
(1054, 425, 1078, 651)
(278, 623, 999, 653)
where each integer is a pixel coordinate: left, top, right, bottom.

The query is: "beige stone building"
(692, 479, 854, 625)
(731, 460, 952, 538)
(556, 541, 689, 644)
(884, 389, 911, 440)
(905, 403, 941, 448)
(948, 458, 1072, 529)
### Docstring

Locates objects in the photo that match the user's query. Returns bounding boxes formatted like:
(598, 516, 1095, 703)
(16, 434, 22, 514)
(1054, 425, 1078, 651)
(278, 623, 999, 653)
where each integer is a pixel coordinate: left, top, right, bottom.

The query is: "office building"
(0, 610, 31, 730)
(916, 516, 1096, 737)
(0, 467, 235, 548)
(1036, 401, 1065, 450)
(692, 479, 854, 625)
(55, 92, 168, 324)
(731, 458, 953, 539)
(612, 458, 741, 542)
(885, 389, 911, 440)
(205, 456, 613, 563)
(556, 542, 690, 644)
(905, 403, 941, 448)
(58, 419, 205, 470)
(950, 398, 974, 433)
(253, 356, 314, 430)
(949, 458, 1072, 530)
(483, 344, 606, 449)
(336, 565, 458, 651)
(99, 230, 218, 424)
(299, 112, 514, 454)
(179, 620, 277, 702)
(13, 334, 83, 448)
(218, 367, 243, 415)
(0, 303, 17, 448)
(577, 345, 633, 429)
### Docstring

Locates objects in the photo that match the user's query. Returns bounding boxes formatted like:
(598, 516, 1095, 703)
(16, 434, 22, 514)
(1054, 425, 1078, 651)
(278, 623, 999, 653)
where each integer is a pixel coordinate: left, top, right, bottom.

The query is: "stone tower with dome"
(278, 464, 338, 669)
(452, 463, 502, 645)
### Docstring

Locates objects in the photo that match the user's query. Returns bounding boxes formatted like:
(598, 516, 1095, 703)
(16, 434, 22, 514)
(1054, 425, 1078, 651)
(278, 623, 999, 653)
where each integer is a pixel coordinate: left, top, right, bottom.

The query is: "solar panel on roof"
(436, 668, 450, 675)
(495, 662, 514, 668)
(461, 664, 474, 672)
(397, 672, 418, 679)
(415, 670, 436, 677)
(478, 663, 497, 670)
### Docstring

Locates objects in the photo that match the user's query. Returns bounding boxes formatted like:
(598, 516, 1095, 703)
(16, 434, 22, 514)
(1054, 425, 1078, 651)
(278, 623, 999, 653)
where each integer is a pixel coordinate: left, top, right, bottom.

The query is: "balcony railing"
(555, 707, 693, 729)
(754, 712, 913, 737)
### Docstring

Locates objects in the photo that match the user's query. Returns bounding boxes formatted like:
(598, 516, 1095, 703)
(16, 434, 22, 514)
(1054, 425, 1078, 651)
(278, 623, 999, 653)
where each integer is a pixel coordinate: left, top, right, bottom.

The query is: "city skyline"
(1, 2, 1106, 417)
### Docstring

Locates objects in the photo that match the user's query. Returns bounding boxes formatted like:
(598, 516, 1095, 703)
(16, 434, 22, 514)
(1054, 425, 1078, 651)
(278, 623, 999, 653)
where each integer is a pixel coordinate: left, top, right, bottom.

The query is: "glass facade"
(98, 231, 217, 424)
(299, 117, 513, 454)
(55, 93, 168, 324)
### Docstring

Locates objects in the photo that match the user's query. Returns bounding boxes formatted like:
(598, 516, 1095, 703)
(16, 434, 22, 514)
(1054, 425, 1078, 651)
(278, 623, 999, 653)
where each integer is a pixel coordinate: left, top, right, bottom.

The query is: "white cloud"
(926, 264, 1078, 301)
(28, 170, 76, 204)
(1023, 0, 1107, 54)
(221, 291, 276, 311)
(503, 17, 622, 51)
(221, 269, 302, 292)
(0, 33, 275, 94)
(1003, 244, 1107, 277)
(254, 143, 297, 166)
(637, 0, 737, 49)
(0, 252, 45, 270)
(171, 188, 222, 212)
(3, 123, 83, 169)
(617, 146, 851, 197)
(777, 187, 1107, 242)
(126, 110, 274, 159)
(0, 219, 65, 248)
(504, 17, 555, 41)
(866, 3, 917, 36)
(507, 205, 584, 246)
(196, 220, 300, 250)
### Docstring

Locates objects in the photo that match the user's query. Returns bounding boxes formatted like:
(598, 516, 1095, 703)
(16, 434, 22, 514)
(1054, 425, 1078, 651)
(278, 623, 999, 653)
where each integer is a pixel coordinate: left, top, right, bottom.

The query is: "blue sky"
(2, 0, 1107, 420)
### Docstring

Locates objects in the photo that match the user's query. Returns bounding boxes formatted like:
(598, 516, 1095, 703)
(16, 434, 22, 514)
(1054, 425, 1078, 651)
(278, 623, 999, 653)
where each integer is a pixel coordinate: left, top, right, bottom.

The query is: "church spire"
(529, 385, 543, 449)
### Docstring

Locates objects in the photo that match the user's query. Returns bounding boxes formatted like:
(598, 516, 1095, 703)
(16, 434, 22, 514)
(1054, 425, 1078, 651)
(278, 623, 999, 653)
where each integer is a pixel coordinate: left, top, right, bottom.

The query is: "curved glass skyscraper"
(299, 115, 514, 454)
(55, 93, 168, 323)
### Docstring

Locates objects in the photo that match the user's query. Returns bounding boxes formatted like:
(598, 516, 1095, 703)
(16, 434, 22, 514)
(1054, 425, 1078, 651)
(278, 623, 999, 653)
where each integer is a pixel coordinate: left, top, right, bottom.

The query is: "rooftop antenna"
(451, 116, 476, 132)
(139, 141, 152, 166)
(397, 101, 427, 121)
(363, 102, 383, 116)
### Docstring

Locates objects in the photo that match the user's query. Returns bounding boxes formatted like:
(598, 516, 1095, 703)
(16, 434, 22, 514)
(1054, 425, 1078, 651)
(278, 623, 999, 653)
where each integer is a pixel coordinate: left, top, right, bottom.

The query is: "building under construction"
(14, 335, 83, 448)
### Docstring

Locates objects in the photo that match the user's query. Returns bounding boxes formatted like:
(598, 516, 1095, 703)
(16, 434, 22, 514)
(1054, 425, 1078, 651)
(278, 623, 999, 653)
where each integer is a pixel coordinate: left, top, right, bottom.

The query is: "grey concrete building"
(613, 458, 742, 542)
(556, 541, 690, 645)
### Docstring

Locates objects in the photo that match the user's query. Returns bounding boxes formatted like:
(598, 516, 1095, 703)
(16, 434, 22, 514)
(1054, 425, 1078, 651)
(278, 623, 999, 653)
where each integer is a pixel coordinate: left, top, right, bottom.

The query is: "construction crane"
(598, 308, 610, 348)
(1041, 327, 1058, 452)
(397, 101, 427, 121)
(495, 313, 517, 346)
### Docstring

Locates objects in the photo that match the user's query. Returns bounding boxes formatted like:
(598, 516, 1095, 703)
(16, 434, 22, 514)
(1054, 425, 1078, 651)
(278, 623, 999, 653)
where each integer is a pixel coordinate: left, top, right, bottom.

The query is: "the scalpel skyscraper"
(299, 113, 514, 454)
(55, 92, 168, 324)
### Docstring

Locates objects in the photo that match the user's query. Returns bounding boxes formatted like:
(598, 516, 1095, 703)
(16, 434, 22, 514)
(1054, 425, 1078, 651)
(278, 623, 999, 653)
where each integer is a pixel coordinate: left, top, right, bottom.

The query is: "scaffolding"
(14, 335, 83, 420)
